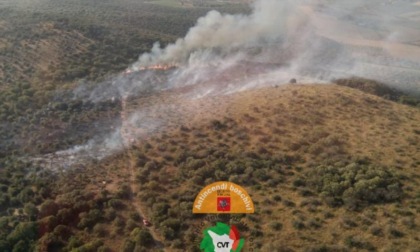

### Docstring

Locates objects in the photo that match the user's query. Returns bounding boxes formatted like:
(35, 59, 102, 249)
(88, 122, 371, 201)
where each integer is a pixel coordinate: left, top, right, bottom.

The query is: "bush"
(283, 200, 296, 208)
(162, 226, 176, 240)
(253, 169, 270, 181)
(24, 203, 38, 220)
(108, 199, 126, 209)
(113, 217, 125, 229)
(269, 222, 283, 231)
(307, 163, 403, 209)
(77, 239, 104, 252)
(388, 227, 404, 238)
(77, 209, 102, 229)
(39, 199, 59, 218)
(292, 220, 305, 230)
(53, 225, 72, 240)
(116, 184, 132, 199)
(134, 229, 154, 247)
(344, 236, 374, 250)
(7, 222, 38, 247)
(272, 195, 282, 202)
(293, 178, 306, 187)
(370, 225, 382, 236)
(93, 223, 107, 237)
(161, 218, 181, 232)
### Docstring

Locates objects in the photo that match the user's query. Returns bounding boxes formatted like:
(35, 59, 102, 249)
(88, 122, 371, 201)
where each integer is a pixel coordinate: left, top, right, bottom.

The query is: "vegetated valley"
(1, 0, 420, 252)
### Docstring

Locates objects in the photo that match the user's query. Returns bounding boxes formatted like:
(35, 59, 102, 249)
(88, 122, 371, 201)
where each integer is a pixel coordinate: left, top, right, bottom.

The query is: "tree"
(135, 229, 153, 247)
(24, 203, 39, 221)
(39, 199, 59, 218)
(7, 222, 37, 248)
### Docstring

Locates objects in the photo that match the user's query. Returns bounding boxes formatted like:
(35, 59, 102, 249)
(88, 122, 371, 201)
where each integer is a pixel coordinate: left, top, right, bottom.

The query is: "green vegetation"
(334, 77, 420, 107)
(0, 158, 55, 251)
(124, 85, 419, 250)
(0, 0, 419, 251)
(307, 163, 403, 209)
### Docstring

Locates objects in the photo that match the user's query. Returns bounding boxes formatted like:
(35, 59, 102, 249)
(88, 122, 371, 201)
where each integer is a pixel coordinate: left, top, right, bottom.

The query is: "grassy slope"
(1, 83, 418, 251)
(121, 84, 420, 251)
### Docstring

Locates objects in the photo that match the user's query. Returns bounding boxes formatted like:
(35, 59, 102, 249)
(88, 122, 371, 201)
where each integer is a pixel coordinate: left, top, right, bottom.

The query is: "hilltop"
(124, 83, 420, 251)
(92, 83, 420, 251)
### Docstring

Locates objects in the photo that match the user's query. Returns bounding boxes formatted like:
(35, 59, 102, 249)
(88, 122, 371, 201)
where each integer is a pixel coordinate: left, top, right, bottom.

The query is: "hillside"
(12, 83, 417, 251)
(120, 84, 420, 251)
(1, 0, 420, 251)
(0, 0, 249, 157)
(0, 83, 419, 251)
(0, 0, 248, 87)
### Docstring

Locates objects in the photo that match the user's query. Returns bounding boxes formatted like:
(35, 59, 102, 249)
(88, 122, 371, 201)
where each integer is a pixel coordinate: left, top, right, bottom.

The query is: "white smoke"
(132, 0, 295, 68)
(130, 0, 420, 95)
(41, 0, 420, 170)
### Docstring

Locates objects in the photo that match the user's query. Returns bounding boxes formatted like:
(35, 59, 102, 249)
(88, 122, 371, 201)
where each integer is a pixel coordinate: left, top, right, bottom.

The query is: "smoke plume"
(39, 0, 420, 170)
(133, 0, 293, 68)
(130, 0, 420, 95)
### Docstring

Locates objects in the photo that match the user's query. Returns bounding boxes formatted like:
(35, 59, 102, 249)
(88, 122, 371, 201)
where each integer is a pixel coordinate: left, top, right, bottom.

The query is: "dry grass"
(54, 84, 420, 251)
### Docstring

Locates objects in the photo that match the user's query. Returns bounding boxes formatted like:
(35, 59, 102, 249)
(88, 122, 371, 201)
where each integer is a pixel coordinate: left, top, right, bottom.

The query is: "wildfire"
(123, 64, 177, 75)
(139, 64, 177, 71)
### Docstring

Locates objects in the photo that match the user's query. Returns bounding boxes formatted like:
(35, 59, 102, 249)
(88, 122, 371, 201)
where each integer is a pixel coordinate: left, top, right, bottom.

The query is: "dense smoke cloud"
(131, 0, 420, 95)
(133, 0, 293, 67)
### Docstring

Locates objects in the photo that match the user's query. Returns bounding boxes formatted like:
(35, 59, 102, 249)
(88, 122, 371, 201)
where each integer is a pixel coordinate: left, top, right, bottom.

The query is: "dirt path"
(120, 94, 165, 249)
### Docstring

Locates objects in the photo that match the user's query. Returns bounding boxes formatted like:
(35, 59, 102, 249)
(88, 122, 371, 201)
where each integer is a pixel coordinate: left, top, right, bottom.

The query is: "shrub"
(38, 216, 58, 236)
(152, 202, 170, 216)
(210, 120, 226, 130)
(401, 217, 416, 229)
(308, 218, 322, 229)
(113, 217, 125, 229)
(104, 208, 117, 221)
(24, 203, 38, 220)
(12, 240, 32, 252)
(116, 184, 132, 199)
(7, 222, 38, 246)
(129, 212, 141, 221)
(125, 219, 139, 233)
(292, 219, 305, 230)
(53, 225, 72, 240)
(340, 217, 358, 229)
(39, 199, 59, 218)
(344, 236, 374, 250)
(253, 169, 270, 181)
(307, 163, 403, 209)
(272, 195, 282, 202)
(370, 225, 382, 236)
(108, 199, 126, 209)
(293, 178, 306, 187)
(93, 223, 107, 237)
(333, 77, 402, 101)
(269, 222, 283, 231)
(135, 229, 154, 247)
(283, 200, 296, 207)
(305, 245, 348, 252)
(97, 245, 112, 252)
(388, 227, 404, 238)
(161, 218, 181, 232)
(78, 239, 104, 252)
(162, 226, 176, 240)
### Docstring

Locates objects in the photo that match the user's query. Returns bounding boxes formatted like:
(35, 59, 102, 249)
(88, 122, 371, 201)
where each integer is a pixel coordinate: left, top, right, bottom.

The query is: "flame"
(139, 64, 177, 71)
(123, 64, 176, 75)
